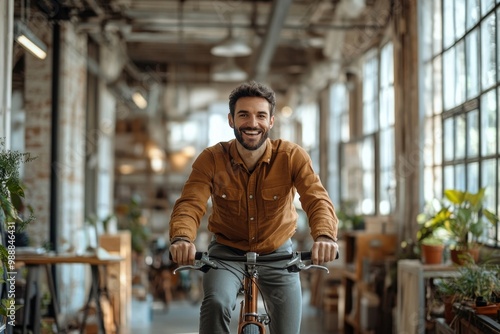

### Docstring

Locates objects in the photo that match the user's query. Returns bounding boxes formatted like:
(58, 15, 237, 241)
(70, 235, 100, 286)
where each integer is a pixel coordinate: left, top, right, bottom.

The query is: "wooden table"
(16, 253, 123, 334)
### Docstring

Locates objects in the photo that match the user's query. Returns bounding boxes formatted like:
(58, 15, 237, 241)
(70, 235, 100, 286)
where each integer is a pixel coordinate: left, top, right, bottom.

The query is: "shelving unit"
(340, 231, 398, 334)
(396, 259, 460, 334)
(99, 231, 132, 333)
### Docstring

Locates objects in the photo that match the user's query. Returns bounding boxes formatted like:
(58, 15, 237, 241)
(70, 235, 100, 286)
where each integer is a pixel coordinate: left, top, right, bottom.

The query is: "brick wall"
(23, 25, 53, 247)
(24, 20, 89, 314)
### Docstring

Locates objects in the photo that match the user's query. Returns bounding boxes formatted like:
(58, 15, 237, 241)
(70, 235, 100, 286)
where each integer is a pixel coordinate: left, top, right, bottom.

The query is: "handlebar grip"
(300, 250, 340, 261)
(300, 252, 312, 260)
(169, 251, 205, 261)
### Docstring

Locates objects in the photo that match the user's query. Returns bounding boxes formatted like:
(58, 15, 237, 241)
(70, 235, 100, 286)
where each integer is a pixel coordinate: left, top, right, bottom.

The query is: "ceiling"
(13, 0, 391, 205)
(21, 0, 390, 95)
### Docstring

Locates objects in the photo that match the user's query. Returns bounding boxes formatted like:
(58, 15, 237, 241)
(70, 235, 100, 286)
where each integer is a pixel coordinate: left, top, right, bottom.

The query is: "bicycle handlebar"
(174, 250, 337, 275)
(196, 251, 313, 262)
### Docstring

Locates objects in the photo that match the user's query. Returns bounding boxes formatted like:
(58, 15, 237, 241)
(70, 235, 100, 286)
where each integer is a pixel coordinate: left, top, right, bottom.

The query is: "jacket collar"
(228, 138, 272, 167)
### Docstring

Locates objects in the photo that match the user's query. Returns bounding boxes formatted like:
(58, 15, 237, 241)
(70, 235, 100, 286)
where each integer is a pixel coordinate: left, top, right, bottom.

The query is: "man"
(169, 81, 338, 334)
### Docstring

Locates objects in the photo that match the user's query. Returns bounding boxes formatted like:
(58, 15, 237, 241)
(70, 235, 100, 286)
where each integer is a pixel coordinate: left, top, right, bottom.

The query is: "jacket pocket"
(213, 186, 242, 218)
(262, 185, 289, 218)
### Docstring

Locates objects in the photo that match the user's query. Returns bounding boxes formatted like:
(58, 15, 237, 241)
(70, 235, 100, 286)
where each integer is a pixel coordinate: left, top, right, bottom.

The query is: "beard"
(234, 127, 269, 151)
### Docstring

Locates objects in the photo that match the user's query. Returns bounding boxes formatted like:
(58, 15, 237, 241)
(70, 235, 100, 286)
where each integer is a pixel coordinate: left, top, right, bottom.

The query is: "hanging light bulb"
(211, 27, 252, 57)
(211, 58, 248, 82)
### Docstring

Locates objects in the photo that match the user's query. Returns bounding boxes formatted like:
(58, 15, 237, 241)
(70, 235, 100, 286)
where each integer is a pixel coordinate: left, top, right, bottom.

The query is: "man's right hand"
(169, 240, 197, 265)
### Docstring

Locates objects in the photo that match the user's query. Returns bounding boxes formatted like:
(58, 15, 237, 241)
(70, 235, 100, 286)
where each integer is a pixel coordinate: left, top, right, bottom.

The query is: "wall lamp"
(14, 21, 48, 60)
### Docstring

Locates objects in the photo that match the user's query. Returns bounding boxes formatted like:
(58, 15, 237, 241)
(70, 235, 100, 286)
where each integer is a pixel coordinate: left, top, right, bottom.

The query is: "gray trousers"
(199, 239, 302, 334)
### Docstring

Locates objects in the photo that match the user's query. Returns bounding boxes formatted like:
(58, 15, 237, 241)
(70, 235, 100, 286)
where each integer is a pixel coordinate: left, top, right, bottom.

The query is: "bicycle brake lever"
(283, 253, 301, 268)
(173, 265, 202, 274)
(173, 253, 218, 274)
(284, 256, 330, 273)
(301, 264, 329, 273)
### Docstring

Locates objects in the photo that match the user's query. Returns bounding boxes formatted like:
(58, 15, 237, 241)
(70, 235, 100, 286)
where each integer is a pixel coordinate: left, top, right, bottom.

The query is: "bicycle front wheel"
(242, 323, 261, 334)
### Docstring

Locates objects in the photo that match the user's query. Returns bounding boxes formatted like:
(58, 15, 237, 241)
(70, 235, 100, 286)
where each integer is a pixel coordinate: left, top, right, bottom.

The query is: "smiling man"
(168, 81, 339, 334)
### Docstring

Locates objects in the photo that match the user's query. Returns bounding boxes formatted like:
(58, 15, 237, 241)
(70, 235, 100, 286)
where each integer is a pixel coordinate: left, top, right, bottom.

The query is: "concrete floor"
(129, 289, 338, 334)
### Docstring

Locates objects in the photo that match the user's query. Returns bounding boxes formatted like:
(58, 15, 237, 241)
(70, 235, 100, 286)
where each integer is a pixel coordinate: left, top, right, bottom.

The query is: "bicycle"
(173, 250, 334, 334)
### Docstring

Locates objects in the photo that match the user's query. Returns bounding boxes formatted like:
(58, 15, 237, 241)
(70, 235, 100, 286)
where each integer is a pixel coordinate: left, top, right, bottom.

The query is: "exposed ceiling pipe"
(290, 0, 367, 105)
(251, 0, 293, 82)
(82, 0, 105, 17)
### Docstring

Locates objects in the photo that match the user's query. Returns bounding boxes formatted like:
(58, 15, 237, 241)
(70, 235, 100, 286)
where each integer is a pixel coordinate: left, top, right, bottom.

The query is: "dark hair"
(228, 81, 276, 117)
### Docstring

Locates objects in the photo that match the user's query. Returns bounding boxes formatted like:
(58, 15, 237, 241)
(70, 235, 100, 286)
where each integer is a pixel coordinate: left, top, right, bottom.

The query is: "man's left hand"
(311, 236, 338, 265)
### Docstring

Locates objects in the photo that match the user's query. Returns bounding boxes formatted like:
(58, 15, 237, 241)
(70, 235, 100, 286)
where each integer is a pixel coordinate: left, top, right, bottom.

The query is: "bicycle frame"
(173, 250, 335, 334)
(237, 253, 268, 334)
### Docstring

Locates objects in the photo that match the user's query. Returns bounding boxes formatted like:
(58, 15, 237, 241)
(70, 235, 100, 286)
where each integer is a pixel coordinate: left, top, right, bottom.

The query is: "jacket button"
(222, 194, 227, 198)
(273, 195, 278, 200)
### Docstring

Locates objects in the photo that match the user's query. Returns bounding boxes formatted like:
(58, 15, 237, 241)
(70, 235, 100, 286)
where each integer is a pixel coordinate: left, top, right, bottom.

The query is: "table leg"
(22, 265, 41, 334)
(91, 265, 106, 334)
(99, 266, 119, 334)
(44, 264, 63, 332)
(80, 265, 105, 334)
(21, 267, 33, 334)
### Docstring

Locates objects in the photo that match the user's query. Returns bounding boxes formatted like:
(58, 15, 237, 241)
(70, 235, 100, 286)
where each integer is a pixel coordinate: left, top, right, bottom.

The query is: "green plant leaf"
(483, 209, 500, 226)
(444, 189, 466, 205)
(0, 246, 8, 267)
(0, 298, 22, 316)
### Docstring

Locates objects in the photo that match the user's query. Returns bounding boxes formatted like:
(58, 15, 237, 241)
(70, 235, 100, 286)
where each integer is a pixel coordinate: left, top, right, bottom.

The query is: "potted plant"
(336, 200, 365, 231)
(459, 262, 500, 314)
(434, 262, 500, 325)
(417, 203, 450, 264)
(419, 235, 446, 265)
(0, 139, 36, 323)
(419, 188, 499, 265)
(117, 195, 150, 255)
(434, 277, 459, 324)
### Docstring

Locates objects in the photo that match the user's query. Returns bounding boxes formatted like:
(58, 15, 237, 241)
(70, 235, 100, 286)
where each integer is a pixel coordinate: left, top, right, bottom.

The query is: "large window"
(328, 83, 349, 205)
(378, 43, 396, 215)
(338, 42, 395, 216)
(297, 103, 320, 171)
(340, 135, 376, 215)
(421, 0, 500, 245)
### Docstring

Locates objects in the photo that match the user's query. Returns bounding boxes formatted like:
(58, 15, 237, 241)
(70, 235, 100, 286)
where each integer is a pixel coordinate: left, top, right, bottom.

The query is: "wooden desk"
(17, 253, 123, 334)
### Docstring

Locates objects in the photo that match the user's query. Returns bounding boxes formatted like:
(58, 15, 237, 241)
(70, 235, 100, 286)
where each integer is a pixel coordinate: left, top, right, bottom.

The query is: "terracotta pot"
(474, 303, 499, 315)
(443, 298, 455, 324)
(421, 243, 444, 264)
(450, 248, 479, 265)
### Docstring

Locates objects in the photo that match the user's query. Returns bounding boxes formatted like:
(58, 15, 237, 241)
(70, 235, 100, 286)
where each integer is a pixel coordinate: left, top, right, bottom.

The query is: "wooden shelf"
(99, 232, 132, 333)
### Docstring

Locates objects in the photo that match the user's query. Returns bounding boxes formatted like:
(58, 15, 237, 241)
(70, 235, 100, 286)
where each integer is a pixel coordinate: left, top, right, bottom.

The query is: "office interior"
(1, 0, 500, 333)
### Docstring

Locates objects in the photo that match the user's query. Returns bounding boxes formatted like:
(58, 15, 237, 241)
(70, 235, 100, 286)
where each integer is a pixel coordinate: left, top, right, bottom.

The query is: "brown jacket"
(169, 138, 338, 254)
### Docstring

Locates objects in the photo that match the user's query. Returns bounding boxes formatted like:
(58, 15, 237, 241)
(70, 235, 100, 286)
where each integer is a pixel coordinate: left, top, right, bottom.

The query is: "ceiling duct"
(251, 0, 293, 82)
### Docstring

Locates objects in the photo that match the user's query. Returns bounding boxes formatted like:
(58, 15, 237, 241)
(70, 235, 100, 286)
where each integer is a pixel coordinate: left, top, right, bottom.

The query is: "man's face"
(228, 97, 274, 151)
